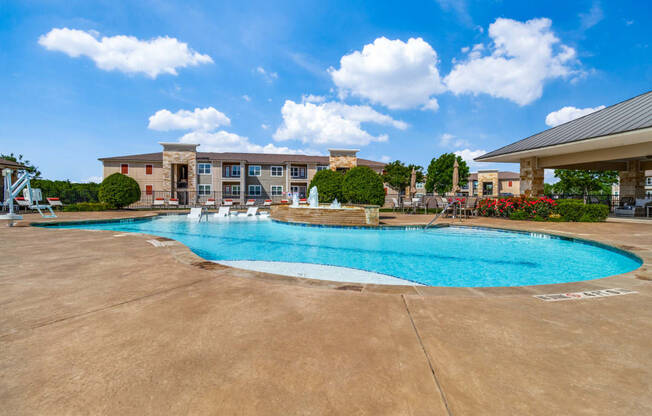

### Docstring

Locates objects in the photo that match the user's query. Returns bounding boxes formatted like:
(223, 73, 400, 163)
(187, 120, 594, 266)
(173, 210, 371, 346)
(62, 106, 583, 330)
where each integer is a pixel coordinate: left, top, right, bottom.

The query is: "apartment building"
(99, 144, 384, 205)
(462, 170, 521, 197)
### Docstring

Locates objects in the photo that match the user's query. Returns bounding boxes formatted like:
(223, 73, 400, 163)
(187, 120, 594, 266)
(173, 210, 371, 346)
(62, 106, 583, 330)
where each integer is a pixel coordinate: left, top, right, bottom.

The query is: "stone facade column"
(519, 157, 544, 197)
(329, 149, 358, 171)
(286, 162, 291, 197)
(214, 161, 221, 201)
(477, 170, 499, 198)
(619, 160, 645, 199)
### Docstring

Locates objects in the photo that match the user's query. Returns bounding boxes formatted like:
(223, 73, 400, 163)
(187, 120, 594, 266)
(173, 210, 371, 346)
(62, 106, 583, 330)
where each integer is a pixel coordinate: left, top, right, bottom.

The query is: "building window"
(248, 185, 261, 196)
(145, 164, 153, 175)
(416, 182, 425, 189)
(145, 185, 153, 195)
(198, 184, 211, 196)
(121, 164, 128, 174)
(646, 177, 652, 186)
(291, 167, 306, 178)
(224, 165, 240, 177)
(224, 185, 240, 196)
(198, 163, 211, 175)
(270, 166, 283, 177)
(271, 185, 283, 196)
(316, 165, 329, 172)
(647, 191, 652, 198)
(248, 165, 261, 176)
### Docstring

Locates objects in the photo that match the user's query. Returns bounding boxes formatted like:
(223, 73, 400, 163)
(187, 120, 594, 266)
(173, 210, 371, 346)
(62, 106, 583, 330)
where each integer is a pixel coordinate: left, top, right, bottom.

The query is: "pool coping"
(30, 212, 651, 297)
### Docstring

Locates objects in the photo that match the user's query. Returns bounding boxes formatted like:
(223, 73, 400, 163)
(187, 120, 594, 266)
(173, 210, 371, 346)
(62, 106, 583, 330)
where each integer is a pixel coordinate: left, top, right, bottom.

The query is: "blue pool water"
(53, 216, 641, 287)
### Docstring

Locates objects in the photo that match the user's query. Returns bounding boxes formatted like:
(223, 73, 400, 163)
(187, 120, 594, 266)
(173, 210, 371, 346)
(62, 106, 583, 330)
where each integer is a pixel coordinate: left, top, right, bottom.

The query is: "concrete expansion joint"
(401, 294, 453, 416)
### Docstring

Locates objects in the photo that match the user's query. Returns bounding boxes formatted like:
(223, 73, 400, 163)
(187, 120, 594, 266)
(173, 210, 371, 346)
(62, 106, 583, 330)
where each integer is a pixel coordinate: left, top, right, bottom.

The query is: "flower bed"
(476, 197, 608, 222)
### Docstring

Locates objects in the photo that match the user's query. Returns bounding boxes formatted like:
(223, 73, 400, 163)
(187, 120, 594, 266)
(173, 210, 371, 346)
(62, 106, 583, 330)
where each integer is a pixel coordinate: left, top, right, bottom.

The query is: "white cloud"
(435, 0, 473, 26)
(148, 107, 230, 131)
(329, 37, 445, 110)
(545, 105, 605, 127)
(580, 1, 604, 30)
(84, 175, 103, 183)
(301, 94, 326, 103)
(180, 130, 310, 154)
(440, 133, 471, 148)
(256, 66, 278, 82)
(273, 100, 407, 146)
(242, 94, 251, 102)
(261, 124, 270, 130)
(38, 28, 212, 78)
(455, 148, 488, 170)
(380, 155, 391, 162)
(444, 18, 579, 106)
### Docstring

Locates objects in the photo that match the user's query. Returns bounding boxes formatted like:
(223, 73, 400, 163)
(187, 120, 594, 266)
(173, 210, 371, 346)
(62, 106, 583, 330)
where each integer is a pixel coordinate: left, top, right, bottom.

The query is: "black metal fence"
(131, 191, 285, 208)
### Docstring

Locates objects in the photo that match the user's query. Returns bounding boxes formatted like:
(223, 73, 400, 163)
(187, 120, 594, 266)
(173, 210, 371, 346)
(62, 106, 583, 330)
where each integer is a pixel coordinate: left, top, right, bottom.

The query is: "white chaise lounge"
(168, 198, 179, 206)
(242, 206, 258, 216)
(204, 198, 216, 207)
(153, 198, 165, 207)
(216, 207, 230, 217)
(188, 207, 203, 220)
(46, 197, 63, 208)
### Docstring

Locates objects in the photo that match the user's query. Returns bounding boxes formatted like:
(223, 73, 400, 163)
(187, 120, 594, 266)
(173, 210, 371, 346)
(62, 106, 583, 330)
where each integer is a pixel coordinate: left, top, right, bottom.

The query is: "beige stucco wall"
(499, 179, 520, 195)
(102, 161, 164, 193)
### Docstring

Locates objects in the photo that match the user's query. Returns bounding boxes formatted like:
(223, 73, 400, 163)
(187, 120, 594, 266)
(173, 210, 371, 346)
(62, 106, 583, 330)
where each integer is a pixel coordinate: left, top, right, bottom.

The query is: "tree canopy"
(551, 169, 618, 196)
(1, 153, 41, 177)
(98, 173, 141, 208)
(381, 160, 424, 193)
(341, 166, 386, 206)
(425, 153, 469, 194)
(308, 169, 343, 203)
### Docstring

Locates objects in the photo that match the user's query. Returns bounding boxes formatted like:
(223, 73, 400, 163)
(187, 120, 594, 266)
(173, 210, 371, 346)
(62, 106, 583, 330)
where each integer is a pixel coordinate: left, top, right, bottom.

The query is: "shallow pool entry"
(52, 215, 642, 287)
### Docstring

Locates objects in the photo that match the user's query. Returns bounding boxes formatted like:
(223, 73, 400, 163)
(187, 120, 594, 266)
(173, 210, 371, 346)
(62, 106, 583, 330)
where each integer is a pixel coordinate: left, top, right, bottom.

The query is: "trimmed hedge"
(555, 199, 609, 222)
(98, 173, 141, 208)
(341, 166, 385, 206)
(478, 197, 609, 222)
(308, 169, 344, 203)
(63, 202, 113, 212)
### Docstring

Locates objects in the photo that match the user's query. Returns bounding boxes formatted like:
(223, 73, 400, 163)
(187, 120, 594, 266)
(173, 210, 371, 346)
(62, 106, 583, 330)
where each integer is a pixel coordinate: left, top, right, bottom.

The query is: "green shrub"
(63, 202, 113, 212)
(580, 204, 609, 222)
(341, 166, 385, 206)
(98, 173, 141, 208)
(555, 199, 585, 222)
(508, 210, 528, 220)
(308, 169, 344, 203)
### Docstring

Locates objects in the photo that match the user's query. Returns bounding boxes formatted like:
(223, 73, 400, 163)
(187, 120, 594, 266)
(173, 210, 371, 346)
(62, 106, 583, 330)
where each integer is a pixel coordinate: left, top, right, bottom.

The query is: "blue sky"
(1, 0, 650, 182)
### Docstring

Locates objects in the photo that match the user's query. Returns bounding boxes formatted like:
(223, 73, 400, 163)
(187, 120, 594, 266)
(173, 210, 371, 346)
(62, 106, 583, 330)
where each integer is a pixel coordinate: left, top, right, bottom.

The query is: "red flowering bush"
(477, 196, 557, 220)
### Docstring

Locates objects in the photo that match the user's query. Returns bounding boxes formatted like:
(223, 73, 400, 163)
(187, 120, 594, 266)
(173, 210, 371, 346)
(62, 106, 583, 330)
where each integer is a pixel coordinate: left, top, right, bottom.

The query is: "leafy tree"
(31, 179, 100, 204)
(381, 160, 424, 193)
(308, 169, 343, 203)
(543, 183, 555, 195)
(0, 153, 41, 177)
(552, 170, 618, 196)
(425, 153, 469, 194)
(342, 166, 386, 206)
(98, 173, 141, 208)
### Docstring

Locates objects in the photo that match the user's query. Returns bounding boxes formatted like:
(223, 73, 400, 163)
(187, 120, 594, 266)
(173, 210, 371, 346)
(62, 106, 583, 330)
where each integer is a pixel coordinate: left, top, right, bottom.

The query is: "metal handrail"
(424, 200, 459, 229)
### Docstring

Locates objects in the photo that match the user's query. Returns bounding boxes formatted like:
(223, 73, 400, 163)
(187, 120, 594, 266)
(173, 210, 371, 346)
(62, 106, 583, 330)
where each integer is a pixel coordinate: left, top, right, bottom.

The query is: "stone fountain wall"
(271, 205, 379, 226)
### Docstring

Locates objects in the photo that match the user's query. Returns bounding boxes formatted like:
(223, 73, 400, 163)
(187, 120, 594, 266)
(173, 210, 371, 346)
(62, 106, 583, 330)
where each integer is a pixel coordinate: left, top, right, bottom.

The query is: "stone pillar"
(160, 142, 198, 199)
(329, 149, 358, 171)
(519, 157, 544, 197)
(240, 161, 246, 205)
(286, 162, 291, 197)
(214, 161, 221, 201)
(477, 170, 499, 198)
(619, 160, 645, 199)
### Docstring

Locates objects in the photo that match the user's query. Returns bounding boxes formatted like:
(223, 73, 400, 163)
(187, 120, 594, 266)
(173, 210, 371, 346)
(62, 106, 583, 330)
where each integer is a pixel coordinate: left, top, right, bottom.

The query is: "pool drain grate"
(534, 288, 636, 301)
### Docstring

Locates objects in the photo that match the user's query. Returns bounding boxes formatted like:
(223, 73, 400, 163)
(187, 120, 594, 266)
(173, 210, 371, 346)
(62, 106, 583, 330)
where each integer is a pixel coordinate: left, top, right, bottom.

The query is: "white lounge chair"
(204, 198, 216, 207)
(242, 206, 258, 216)
(216, 206, 230, 217)
(46, 197, 63, 208)
(263, 199, 272, 206)
(299, 198, 307, 204)
(280, 199, 289, 204)
(188, 207, 203, 220)
(245, 199, 256, 206)
(223, 199, 234, 206)
(14, 197, 31, 210)
(168, 198, 179, 206)
(153, 198, 165, 207)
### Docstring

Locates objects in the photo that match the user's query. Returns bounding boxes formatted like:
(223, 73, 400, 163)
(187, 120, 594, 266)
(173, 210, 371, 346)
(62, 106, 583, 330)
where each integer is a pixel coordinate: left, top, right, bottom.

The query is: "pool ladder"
(424, 200, 458, 229)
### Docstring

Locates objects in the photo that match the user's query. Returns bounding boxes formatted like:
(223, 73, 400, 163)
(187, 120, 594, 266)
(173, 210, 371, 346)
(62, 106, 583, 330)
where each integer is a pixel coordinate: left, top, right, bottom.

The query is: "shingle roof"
(476, 90, 652, 160)
(99, 151, 385, 167)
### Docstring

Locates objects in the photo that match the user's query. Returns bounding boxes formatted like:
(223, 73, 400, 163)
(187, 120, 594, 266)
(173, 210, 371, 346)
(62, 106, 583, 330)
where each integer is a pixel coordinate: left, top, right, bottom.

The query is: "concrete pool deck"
(1, 211, 651, 415)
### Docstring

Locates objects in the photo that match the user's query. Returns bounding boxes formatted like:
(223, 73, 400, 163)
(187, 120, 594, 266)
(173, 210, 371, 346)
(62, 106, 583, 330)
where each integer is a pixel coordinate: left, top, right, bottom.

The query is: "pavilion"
(475, 91, 652, 200)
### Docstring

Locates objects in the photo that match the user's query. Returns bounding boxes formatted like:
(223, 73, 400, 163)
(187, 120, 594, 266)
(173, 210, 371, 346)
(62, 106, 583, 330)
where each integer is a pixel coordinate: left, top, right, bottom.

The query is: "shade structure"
(452, 159, 459, 195)
(409, 168, 417, 198)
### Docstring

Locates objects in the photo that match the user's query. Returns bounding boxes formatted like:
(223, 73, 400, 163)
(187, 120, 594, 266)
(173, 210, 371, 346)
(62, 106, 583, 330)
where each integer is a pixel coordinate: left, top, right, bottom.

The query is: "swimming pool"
(52, 215, 642, 287)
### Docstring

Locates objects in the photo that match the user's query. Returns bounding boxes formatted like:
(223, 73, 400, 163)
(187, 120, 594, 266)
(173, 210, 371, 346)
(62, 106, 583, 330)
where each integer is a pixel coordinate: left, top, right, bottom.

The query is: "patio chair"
(14, 197, 31, 212)
(263, 199, 272, 206)
(245, 199, 256, 206)
(216, 207, 230, 217)
(153, 198, 165, 207)
(391, 197, 401, 212)
(299, 198, 308, 204)
(204, 198, 216, 207)
(280, 199, 289, 204)
(242, 206, 258, 216)
(46, 197, 63, 209)
(223, 199, 234, 206)
(168, 198, 179, 206)
(462, 197, 477, 218)
(188, 207, 203, 220)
